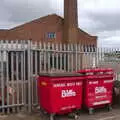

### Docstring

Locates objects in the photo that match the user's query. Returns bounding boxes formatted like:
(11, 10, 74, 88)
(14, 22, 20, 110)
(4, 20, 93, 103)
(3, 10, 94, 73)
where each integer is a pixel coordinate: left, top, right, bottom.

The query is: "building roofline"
(10, 14, 63, 31)
(78, 28, 97, 38)
(0, 29, 8, 31)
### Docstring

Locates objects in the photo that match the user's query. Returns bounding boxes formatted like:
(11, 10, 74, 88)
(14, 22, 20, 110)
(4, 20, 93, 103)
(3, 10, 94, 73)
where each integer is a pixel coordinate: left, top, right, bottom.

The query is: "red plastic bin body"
(37, 73, 84, 114)
(78, 68, 114, 108)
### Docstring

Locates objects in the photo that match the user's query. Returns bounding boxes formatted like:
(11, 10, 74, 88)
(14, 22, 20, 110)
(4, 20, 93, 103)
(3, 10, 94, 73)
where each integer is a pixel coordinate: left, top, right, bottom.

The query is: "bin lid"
(39, 72, 83, 77)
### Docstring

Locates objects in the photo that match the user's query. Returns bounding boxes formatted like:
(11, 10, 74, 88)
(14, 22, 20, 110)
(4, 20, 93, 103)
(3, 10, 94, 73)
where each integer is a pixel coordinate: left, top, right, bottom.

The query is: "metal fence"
(0, 40, 120, 113)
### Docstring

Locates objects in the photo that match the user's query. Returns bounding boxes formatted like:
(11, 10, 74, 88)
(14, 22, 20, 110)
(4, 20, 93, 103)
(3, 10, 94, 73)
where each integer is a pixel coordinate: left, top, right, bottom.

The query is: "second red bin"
(78, 68, 114, 114)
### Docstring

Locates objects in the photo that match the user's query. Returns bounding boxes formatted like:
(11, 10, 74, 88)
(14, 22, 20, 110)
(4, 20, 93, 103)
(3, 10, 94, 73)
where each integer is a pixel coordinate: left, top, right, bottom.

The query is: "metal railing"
(0, 40, 120, 113)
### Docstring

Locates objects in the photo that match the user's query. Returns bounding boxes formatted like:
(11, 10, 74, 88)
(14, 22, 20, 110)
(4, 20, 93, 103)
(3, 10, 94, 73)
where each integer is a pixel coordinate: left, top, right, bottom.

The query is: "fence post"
(80, 45, 83, 70)
(75, 44, 78, 72)
(27, 40, 32, 113)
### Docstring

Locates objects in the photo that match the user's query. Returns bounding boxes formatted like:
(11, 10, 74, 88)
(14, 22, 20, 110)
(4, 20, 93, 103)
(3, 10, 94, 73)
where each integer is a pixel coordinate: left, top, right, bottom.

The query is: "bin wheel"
(107, 104, 112, 111)
(40, 108, 48, 115)
(88, 108, 94, 115)
(74, 114, 80, 120)
(50, 114, 55, 120)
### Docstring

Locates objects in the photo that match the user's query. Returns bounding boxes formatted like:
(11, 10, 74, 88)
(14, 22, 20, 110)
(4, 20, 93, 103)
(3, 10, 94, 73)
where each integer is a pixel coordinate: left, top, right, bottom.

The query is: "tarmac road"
(0, 107, 120, 120)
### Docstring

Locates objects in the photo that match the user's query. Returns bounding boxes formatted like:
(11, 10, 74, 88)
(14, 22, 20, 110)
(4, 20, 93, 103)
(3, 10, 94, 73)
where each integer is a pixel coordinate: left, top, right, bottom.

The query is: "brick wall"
(0, 14, 97, 46)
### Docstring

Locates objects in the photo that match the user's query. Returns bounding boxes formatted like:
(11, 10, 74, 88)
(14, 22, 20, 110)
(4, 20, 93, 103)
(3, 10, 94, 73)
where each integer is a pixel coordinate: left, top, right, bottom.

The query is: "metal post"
(27, 40, 32, 113)
(75, 44, 78, 72)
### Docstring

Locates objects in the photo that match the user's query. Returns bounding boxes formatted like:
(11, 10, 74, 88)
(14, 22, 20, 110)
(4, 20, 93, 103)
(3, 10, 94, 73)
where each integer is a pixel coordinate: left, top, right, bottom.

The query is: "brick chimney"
(63, 0, 78, 43)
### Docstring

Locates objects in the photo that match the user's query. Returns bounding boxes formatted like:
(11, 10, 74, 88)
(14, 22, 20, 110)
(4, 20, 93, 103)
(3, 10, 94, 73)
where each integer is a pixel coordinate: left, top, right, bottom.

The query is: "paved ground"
(0, 106, 120, 120)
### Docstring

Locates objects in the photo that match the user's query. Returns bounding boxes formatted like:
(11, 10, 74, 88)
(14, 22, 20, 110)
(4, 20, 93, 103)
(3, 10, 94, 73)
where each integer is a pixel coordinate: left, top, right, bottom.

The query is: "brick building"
(0, 0, 97, 46)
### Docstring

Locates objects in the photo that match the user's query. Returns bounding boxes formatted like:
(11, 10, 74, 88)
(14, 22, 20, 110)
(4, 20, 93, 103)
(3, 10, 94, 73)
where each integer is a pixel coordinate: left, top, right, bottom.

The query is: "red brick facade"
(0, 0, 97, 46)
(0, 14, 97, 46)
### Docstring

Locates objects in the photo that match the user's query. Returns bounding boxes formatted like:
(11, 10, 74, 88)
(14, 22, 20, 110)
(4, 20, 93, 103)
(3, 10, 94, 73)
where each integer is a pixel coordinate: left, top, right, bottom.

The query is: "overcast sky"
(0, 0, 119, 48)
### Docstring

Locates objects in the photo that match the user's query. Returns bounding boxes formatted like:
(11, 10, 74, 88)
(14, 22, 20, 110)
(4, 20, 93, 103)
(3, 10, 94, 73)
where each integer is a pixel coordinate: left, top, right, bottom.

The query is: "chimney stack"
(63, 0, 78, 43)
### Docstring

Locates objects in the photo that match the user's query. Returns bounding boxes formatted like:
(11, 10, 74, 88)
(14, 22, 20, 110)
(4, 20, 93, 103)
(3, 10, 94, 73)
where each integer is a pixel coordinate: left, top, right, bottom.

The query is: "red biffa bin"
(78, 68, 114, 114)
(37, 73, 84, 120)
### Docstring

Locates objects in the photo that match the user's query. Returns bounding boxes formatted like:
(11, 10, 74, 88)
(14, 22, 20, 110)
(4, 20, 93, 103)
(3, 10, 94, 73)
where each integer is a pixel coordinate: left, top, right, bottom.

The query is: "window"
(47, 32, 56, 39)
